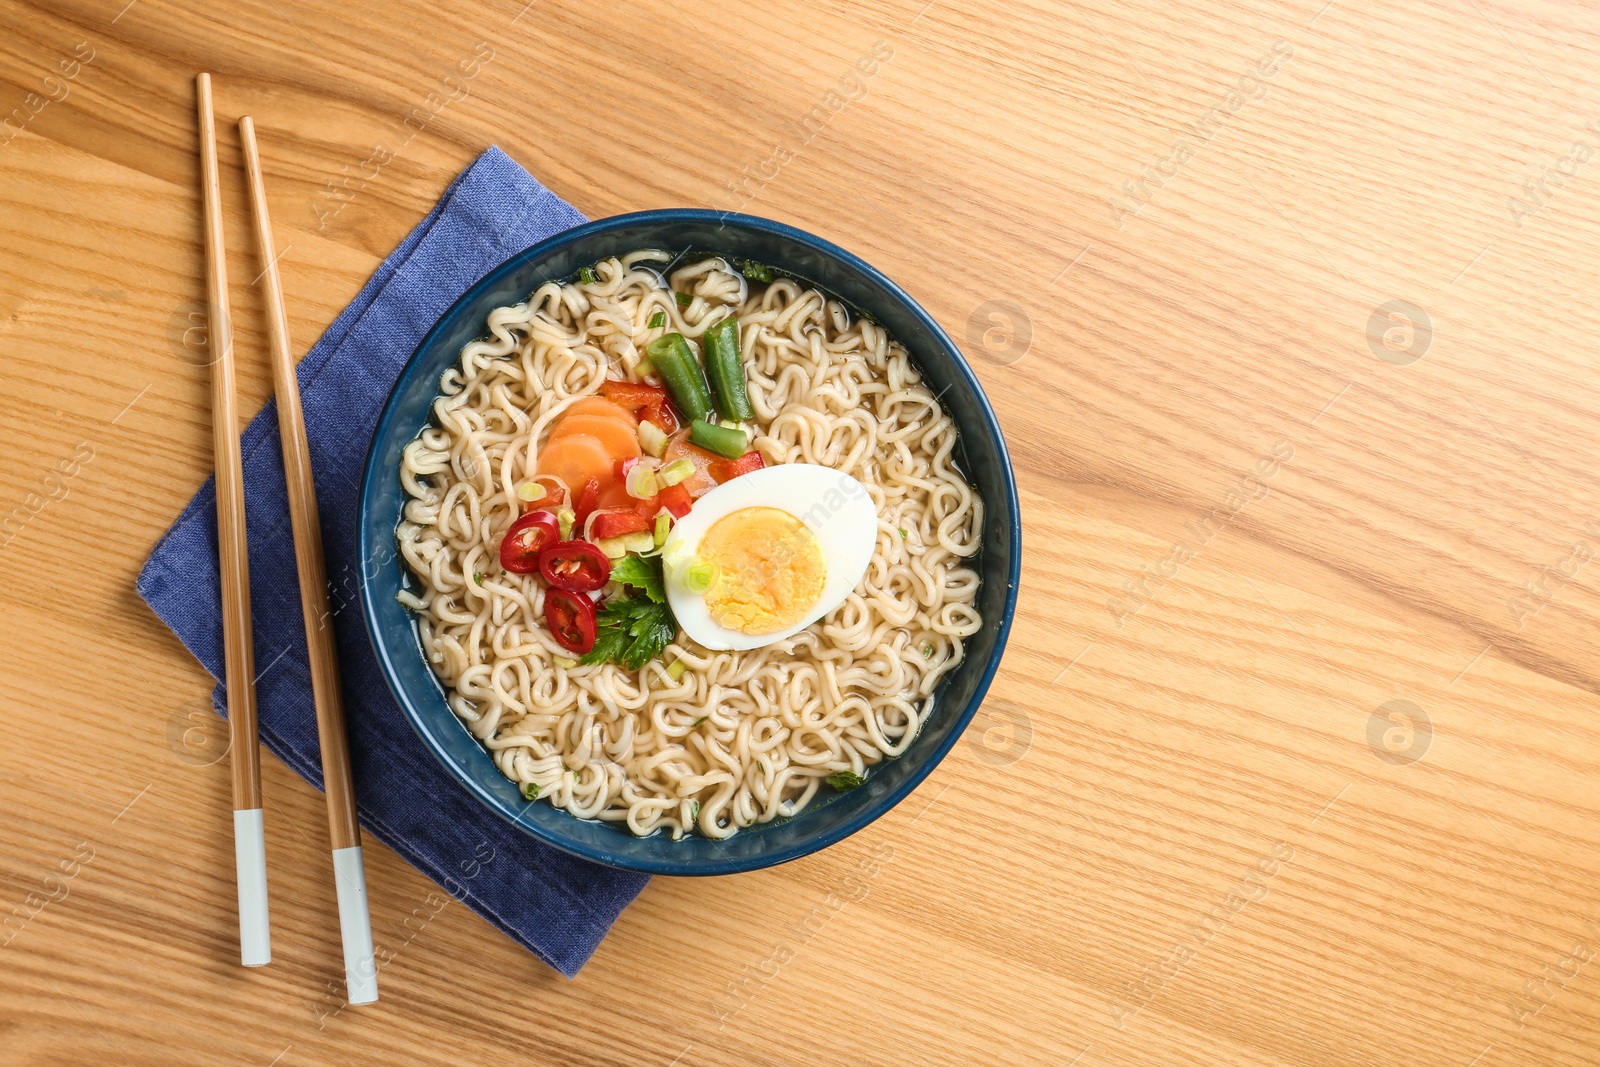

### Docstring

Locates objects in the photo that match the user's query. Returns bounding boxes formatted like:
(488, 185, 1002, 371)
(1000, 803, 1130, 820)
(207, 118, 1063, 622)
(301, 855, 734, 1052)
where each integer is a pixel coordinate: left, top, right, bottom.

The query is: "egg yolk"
(699, 507, 826, 635)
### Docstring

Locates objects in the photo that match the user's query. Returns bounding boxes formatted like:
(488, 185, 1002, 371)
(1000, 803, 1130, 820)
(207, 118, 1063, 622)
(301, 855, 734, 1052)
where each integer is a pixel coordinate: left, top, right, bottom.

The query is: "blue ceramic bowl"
(357, 210, 1020, 875)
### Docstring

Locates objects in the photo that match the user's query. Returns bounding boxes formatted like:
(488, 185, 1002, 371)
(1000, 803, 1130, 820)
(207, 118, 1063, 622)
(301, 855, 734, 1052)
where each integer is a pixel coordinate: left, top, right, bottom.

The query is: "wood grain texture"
(2, 0, 1600, 1065)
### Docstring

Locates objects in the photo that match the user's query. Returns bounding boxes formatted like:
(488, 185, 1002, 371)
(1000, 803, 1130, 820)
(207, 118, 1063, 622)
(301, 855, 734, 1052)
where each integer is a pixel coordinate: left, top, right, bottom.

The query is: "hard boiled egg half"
(660, 464, 878, 651)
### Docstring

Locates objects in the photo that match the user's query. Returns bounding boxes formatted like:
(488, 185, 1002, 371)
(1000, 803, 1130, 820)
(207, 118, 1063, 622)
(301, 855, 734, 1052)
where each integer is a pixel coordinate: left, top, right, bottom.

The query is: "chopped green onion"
(639, 420, 669, 459)
(827, 770, 865, 791)
(683, 559, 716, 595)
(521, 781, 540, 801)
(516, 480, 543, 502)
(660, 458, 696, 487)
(622, 530, 656, 554)
(647, 333, 714, 425)
(689, 419, 748, 459)
(557, 508, 575, 540)
(654, 512, 671, 547)
(473, 572, 484, 585)
(660, 539, 690, 572)
(625, 463, 658, 500)
(899, 528, 909, 539)
(675, 291, 692, 307)
(597, 536, 628, 559)
(690, 800, 701, 821)
(922, 643, 934, 658)
(701, 316, 755, 421)
(693, 716, 708, 727)
(577, 266, 597, 284)
(553, 655, 577, 669)
(648, 310, 667, 328)
(666, 659, 688, 681)
(741, 260, 774, 282)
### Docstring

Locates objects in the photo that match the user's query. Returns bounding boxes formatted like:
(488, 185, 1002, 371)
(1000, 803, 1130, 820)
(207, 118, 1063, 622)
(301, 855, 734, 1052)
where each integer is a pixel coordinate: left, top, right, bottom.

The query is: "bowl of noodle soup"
(358, 210, 1019, 874)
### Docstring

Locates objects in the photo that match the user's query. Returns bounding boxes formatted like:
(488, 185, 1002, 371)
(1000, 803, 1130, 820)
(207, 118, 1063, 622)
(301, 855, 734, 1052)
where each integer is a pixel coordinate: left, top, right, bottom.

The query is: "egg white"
(661, 463, 879, 651)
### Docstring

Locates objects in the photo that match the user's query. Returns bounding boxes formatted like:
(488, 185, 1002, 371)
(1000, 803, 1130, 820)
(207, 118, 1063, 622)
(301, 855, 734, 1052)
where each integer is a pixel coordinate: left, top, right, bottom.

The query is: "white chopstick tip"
(332, 846, 378, 1004)
(233, 808, 272, 966)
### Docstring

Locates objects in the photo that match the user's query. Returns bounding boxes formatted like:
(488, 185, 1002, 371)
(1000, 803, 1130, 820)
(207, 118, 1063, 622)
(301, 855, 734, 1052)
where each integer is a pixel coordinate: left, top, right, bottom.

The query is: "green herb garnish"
(649, 310, 666, 328)
(898, 528, 908, 539)
(675, 292, 692, 307)
(610, 554, 666, 602)
(826, 770, 865, 791)
(690, 800, 701, 821)
(741, 260, 774, 282)
(581, 596, 678, 670)
(693, 716, 708, 727)
(577, 266, 598, 284)
(922, 643, 934, 658)
(473, 572, 484, 585)
(521, 781, 539, 801)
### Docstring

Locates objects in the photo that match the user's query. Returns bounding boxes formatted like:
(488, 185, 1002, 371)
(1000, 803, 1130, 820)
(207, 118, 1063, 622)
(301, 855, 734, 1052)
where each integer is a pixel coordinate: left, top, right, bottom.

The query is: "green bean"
(646, 333, 713, 425)
(689, 419, 749, 459)
(701, 316, 755, 422)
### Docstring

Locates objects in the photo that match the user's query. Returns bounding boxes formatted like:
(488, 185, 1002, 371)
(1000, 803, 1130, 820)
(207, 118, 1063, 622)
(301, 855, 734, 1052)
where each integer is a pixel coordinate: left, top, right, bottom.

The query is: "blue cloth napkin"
(138, 147, 648, 978)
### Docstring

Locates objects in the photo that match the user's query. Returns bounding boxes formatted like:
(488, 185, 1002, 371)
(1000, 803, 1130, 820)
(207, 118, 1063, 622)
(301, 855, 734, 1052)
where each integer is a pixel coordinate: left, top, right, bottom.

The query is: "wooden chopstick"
(195, 72, 271, 969)
(238, 114, 378, 1006)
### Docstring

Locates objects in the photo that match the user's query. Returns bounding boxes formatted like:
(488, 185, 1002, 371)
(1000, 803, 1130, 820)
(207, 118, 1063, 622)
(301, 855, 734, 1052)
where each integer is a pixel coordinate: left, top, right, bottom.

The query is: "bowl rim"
(357, 208, 1022, 875)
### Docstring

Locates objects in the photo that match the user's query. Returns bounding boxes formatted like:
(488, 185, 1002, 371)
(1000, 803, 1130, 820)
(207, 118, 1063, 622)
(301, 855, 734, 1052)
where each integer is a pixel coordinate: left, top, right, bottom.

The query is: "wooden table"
(4, 1, 1600, 1063)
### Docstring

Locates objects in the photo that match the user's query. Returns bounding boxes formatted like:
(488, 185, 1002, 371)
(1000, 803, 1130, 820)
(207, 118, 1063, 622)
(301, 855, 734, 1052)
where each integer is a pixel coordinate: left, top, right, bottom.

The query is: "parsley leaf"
(581, 617, 632, 669)
(741, 260, 774, 282)
(827, 770, 865, 791)
(580, 596, 678, 670)
(649, 310, 667, 328)
(610, 554, 665, 602)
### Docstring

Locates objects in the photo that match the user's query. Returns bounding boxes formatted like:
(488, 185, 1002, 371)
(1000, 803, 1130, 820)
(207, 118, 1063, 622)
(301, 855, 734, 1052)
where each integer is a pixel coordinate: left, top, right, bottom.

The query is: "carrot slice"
(536, 434, 616, 501)
(662, 430, 721, 498)
(563, 396, 638, 428)
(547, 415, 642, 461)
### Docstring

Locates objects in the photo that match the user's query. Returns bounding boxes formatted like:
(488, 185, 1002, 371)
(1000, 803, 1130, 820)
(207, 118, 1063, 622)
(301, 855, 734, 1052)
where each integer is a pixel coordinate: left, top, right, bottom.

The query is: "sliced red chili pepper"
(572, 477, 601, 527)
(600, 379, 679, 433)
(590, 508, 652, 541)
(538, 539, 611, 592)
(543, 588, 597, 654)
(656, 482, 693, 519)
(708, 450, 765, 484)
(499, 510, 561, 573)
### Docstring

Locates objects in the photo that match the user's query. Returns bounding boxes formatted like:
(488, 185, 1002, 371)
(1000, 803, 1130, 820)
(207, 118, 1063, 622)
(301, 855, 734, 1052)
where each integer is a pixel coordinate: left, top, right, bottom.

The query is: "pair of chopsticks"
(196, 72, 377, 1005)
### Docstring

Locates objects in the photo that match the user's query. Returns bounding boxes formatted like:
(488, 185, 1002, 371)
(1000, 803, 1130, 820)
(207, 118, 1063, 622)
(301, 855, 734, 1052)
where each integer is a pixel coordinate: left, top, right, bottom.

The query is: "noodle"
(397, 251, 982, 839)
